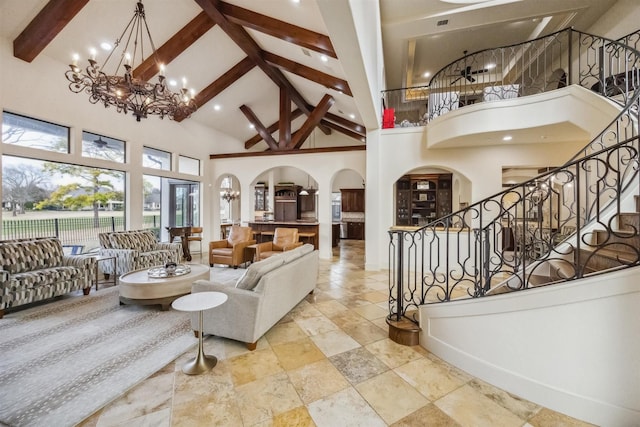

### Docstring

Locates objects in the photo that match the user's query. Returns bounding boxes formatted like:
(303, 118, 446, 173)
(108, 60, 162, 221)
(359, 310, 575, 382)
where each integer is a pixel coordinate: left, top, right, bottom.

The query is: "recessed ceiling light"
(503, 135, 513, 141)
(423, 71, 431, 78)
(100, 42, 112, 51)
(291, 0, 300, 3)
(249, 124, 255, 129)
(349, 114, 355, 119)
(213, 104, 221, 111)
(320, 55, 328, 62)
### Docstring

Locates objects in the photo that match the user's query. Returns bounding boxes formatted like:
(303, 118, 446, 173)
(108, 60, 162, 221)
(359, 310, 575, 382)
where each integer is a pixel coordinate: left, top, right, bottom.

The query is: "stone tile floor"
(79, 240, 593, 426)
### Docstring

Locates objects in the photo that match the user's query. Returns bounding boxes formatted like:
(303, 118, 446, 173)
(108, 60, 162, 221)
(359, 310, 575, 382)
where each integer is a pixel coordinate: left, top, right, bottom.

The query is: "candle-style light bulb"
(182, 77, 187, 89)
(124, 52, 131, 65)
(72, 53, 80, 66)
(89, 48, 97, 61)
(160, 64, 165, 76)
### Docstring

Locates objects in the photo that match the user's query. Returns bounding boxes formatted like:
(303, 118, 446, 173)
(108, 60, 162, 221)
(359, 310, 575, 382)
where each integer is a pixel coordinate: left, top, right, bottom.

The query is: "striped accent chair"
(98, 230, 181, 277)
(0, 237, 97, 318)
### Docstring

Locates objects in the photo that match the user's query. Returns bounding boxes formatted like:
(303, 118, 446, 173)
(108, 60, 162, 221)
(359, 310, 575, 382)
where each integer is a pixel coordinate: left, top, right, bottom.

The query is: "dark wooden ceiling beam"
(210, 145, 365, 159)
(134, 12, 215, 81)
(244, 109, 303, 149)
(175, 56, 256, 122)
(288, 94, 334, 150)
(263, 52, 352, 96)
(321, 119, 366, 143)
(240, 104, 279, 151)
(217, 1, 336, 58)
(324, 112, 366, 137)
(195, 0, 310, 116)
(13, 0, 90, 62)
(279, 87, 292, 147)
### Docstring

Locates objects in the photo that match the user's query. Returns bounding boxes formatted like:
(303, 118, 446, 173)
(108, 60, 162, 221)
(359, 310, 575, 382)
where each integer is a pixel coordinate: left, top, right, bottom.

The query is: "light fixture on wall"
(221, 176, 240, 202)
(64, 1, 197, 122)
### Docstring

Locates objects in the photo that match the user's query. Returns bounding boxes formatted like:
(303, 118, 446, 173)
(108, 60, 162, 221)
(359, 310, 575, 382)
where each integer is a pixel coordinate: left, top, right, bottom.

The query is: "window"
(1, 155, 126, 250)
(82, 131, 125, 163)
(143, 147, 171, 170)
(2, 112, 69, 153)
(178, 155, 200, 175)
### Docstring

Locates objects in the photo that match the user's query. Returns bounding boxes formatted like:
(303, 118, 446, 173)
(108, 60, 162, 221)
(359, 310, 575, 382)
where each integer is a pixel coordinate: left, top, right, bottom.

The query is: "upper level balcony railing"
(388, 28, 640, 323)
(382, 28, 639, 128)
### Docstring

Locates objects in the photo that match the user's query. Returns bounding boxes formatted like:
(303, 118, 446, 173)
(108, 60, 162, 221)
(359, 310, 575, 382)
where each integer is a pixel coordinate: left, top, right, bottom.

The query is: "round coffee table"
(172, 292, 228, 375)
(118, 264, 210, 310)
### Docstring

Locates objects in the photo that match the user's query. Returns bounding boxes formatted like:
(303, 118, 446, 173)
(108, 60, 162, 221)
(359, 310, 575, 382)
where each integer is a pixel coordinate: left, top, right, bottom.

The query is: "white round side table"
(171, 291, 228, 375)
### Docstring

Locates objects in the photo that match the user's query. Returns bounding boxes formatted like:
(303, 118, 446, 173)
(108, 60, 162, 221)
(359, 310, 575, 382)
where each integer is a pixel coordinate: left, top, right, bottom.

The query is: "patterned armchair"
(209, 225, 256, 268)
(98, 230, 181, 277)
(0, 237, 96, 318)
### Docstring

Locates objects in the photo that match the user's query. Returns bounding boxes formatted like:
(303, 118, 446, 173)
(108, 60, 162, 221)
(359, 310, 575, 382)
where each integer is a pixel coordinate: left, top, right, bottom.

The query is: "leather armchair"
(255, 227, 303, 261)
(209, 225, 255, 268)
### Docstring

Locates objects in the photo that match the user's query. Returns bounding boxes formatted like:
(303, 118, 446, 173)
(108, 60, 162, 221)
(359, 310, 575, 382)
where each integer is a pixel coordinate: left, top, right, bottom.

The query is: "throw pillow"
(236, 256, 285, 290)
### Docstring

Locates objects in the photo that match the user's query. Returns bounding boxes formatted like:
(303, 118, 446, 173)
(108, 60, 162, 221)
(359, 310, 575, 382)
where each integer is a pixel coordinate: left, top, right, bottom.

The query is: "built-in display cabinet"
(395, 174, 452, 226)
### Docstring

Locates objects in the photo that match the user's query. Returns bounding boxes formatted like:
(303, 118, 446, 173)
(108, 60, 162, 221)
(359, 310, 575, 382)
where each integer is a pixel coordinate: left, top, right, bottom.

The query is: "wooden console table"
(167, 226, 193, 261)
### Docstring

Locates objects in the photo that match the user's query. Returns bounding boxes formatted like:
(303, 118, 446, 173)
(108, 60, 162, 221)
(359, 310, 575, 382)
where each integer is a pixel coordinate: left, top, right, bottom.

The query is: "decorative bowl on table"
(147, 264, 191, 278)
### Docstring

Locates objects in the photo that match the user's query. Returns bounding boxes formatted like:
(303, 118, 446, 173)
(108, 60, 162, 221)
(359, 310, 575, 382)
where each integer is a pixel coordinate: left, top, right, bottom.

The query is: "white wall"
(420, 268, 640, 426)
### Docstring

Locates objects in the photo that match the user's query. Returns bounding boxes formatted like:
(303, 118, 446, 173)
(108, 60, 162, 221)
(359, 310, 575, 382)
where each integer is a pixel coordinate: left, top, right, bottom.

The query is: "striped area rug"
(0, 287, 195, 427)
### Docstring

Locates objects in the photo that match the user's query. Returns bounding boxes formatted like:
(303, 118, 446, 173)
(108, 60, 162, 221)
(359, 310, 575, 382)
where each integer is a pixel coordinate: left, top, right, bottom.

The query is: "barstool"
(260, 230, 274, 243)
(298, 232, 317, 249)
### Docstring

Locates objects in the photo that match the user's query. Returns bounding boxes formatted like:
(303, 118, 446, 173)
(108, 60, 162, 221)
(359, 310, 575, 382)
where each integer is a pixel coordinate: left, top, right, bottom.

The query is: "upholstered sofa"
(190, 243, 318, 350)
(0, 237, 97, 318)
(98, 230, 181, 277)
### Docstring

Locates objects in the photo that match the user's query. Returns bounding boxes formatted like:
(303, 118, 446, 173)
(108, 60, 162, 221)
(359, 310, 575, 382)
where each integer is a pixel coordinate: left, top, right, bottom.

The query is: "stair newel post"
(388, 229, 405, 322)
(395, 229, 404, 321)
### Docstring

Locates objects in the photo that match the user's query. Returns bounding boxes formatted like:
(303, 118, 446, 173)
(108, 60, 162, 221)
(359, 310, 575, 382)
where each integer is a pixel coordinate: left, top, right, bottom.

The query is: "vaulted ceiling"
(4, 0, 366, 156)
(1, 0, 622, 155)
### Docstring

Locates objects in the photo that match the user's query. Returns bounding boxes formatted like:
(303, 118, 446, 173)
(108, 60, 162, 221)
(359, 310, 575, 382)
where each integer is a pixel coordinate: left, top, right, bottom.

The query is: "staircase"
(386, 28, 640, 425)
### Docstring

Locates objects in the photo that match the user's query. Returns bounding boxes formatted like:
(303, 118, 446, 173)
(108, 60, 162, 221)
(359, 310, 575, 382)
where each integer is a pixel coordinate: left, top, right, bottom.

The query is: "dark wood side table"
(167, 226, 192, 261)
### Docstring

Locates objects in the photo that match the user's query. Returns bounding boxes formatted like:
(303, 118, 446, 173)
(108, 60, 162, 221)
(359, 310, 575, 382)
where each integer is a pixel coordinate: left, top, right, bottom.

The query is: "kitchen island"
(247, 221, 319, 249)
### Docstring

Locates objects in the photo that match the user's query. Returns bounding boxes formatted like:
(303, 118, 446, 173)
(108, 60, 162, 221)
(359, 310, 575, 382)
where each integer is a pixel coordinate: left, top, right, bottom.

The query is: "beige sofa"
(190, 244, 318, 350)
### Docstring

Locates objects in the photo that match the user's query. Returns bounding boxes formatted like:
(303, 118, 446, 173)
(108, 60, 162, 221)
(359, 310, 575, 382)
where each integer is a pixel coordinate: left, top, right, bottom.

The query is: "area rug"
(0, 287, 195, 427)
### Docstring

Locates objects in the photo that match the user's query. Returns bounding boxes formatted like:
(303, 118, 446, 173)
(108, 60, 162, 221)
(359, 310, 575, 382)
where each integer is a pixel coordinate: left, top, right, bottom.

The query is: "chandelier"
(221, 176, 240, 203)
(221, 188, 240, 203)
(64, 1, 197, 122)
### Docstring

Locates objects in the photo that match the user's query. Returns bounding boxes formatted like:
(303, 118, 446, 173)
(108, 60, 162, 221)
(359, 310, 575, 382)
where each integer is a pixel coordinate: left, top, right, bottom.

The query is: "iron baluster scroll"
(388, 29, 640, 322)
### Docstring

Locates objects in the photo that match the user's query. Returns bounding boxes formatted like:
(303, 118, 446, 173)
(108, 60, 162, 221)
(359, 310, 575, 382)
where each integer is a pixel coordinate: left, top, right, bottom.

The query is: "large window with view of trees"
(1, 155, 125, 251)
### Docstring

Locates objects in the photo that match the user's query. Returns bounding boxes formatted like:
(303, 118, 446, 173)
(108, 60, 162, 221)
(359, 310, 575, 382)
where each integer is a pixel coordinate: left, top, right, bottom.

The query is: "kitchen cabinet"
(345, 221, 365, 240)
(395, 174, 452, 226)
(341, 189, 365, 212)
(274, 184, 301, 222)
(254, 185, 268, 211)
(299, 189, 316, 212)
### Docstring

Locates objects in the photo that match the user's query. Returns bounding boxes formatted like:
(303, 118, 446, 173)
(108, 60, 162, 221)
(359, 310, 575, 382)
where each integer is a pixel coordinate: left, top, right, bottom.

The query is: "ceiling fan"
(93, 136, 109, 148)
(450, 65, 489, 85)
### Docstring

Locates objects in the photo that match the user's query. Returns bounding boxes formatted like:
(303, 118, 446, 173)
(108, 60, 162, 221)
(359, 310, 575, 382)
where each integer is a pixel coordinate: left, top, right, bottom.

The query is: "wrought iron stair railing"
(388, 28, 640, 325)
(382, 28, 639, 127)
